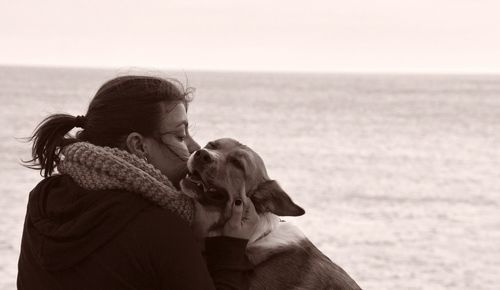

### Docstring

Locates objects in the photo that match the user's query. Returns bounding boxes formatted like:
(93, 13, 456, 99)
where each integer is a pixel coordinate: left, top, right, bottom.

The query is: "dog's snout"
(194, 149, 213, 163)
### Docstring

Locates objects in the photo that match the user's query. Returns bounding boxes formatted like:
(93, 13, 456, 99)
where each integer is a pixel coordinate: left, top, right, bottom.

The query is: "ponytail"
(24, 114, 82, 177)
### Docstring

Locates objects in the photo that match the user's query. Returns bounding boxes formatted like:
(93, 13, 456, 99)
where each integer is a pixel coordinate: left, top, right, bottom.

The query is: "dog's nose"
(194, 149, 213, 163)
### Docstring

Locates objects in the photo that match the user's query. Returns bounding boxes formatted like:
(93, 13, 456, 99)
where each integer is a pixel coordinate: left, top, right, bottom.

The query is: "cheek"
(150, 145, 188, 180)
(161, 136, 191, 161)
(221, 171, 247, 199)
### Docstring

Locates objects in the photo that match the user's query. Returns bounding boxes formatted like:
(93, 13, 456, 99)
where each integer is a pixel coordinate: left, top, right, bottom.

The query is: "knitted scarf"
(57, 142, 194, 223)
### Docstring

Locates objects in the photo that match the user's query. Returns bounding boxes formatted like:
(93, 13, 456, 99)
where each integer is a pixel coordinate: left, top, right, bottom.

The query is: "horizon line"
(1, 62, 500, 76)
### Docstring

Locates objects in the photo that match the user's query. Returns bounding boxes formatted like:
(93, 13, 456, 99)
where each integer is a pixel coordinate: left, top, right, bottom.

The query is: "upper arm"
(144, 208, 252, 290)
(147, 209, 216, 290)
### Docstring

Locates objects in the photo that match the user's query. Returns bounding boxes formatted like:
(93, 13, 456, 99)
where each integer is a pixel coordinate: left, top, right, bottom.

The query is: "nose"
(186, 135, 201, 154)
(194, 149, 213, 164)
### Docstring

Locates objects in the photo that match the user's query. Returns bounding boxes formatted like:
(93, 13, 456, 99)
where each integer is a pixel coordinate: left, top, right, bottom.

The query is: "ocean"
(0, 66, 499, 289)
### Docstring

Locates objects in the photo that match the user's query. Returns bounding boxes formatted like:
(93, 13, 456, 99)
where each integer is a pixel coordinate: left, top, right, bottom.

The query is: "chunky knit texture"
(57, 142, 194, 223)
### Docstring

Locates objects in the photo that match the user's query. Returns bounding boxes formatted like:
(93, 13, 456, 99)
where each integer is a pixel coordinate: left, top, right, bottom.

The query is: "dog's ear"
(250, 180, 305, 216)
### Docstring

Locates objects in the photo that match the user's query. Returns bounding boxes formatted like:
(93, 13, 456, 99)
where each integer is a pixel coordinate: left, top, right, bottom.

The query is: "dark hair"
(25, 75, 193, 177)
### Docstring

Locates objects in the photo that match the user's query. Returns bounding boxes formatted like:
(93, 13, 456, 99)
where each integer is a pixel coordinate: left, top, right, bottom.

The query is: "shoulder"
(120, 204, 206, 272)
(134, 204, 191, 229)
(99, 201, 200, 269)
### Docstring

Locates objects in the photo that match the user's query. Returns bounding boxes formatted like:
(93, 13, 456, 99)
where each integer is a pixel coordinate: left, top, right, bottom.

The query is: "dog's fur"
(180, 138, 361, 290)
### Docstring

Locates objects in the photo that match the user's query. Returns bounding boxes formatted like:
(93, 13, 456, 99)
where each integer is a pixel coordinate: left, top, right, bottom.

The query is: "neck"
(246, 213, 306, 265)
(248, 213, 281, 244)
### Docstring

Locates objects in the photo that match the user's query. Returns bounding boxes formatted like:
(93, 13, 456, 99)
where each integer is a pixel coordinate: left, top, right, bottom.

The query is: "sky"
(1, 0, 499, 73)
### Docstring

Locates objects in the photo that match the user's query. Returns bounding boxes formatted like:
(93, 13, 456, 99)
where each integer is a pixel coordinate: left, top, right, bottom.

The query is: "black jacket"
(17, 175, 251, 290)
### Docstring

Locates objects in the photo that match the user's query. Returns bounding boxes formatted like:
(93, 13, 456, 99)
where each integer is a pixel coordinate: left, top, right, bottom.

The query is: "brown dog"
(180, 138, 361, 290)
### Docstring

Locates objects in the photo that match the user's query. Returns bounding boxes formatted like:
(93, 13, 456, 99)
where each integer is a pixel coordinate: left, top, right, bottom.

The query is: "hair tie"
(74, 115, 87, 128)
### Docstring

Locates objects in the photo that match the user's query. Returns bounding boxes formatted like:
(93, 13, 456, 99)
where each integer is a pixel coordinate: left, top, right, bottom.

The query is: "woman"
(17, 75, 259, 289)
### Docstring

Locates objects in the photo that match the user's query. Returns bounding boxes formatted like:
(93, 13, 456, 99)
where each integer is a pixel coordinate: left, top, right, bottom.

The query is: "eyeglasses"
(154, 132, 195, 161)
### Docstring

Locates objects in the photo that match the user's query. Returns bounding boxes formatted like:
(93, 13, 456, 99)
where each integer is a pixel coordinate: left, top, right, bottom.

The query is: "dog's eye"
(206, 142, 217, 149)
(228, 156, 245, 171)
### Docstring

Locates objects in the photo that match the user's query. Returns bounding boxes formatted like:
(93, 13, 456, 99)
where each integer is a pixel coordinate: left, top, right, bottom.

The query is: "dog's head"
(180, 138, 304, 225)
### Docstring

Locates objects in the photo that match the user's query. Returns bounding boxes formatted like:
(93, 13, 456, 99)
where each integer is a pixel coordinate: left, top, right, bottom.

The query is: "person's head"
(26, 75, 200, 186)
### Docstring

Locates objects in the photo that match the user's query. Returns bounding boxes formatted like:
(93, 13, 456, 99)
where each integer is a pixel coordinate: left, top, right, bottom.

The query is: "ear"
(125, 132, 148, 159)
(250, 180, 305, 216)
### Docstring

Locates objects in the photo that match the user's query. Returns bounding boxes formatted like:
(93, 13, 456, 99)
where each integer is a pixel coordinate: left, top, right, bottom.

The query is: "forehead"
(158, 102, 187, 130)
(210, 138, 244, 150)
(208, 139, 257, 161)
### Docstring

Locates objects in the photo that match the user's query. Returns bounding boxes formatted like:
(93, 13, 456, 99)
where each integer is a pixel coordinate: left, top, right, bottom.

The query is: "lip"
(186, 170, 202, 185)
(182, 171, 205, 195)
(181, 170, 228, 205)
(183, 169, 217, 193)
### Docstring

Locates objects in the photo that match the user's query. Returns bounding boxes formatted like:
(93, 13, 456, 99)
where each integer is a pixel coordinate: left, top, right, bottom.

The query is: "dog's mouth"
(183, 170, 228, 204)
(185, 169, 206, 192)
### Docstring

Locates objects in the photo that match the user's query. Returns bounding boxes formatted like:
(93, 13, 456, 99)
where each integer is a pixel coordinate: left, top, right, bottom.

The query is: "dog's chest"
(246, 222, 362, 290)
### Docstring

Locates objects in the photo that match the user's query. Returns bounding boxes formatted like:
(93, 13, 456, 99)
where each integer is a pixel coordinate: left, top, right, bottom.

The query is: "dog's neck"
(246, 213, 306, 265)
(247, 214, 281, 243)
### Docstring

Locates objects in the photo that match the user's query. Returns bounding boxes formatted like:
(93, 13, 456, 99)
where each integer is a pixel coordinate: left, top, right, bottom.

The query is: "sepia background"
(1, 1, 500, 289)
